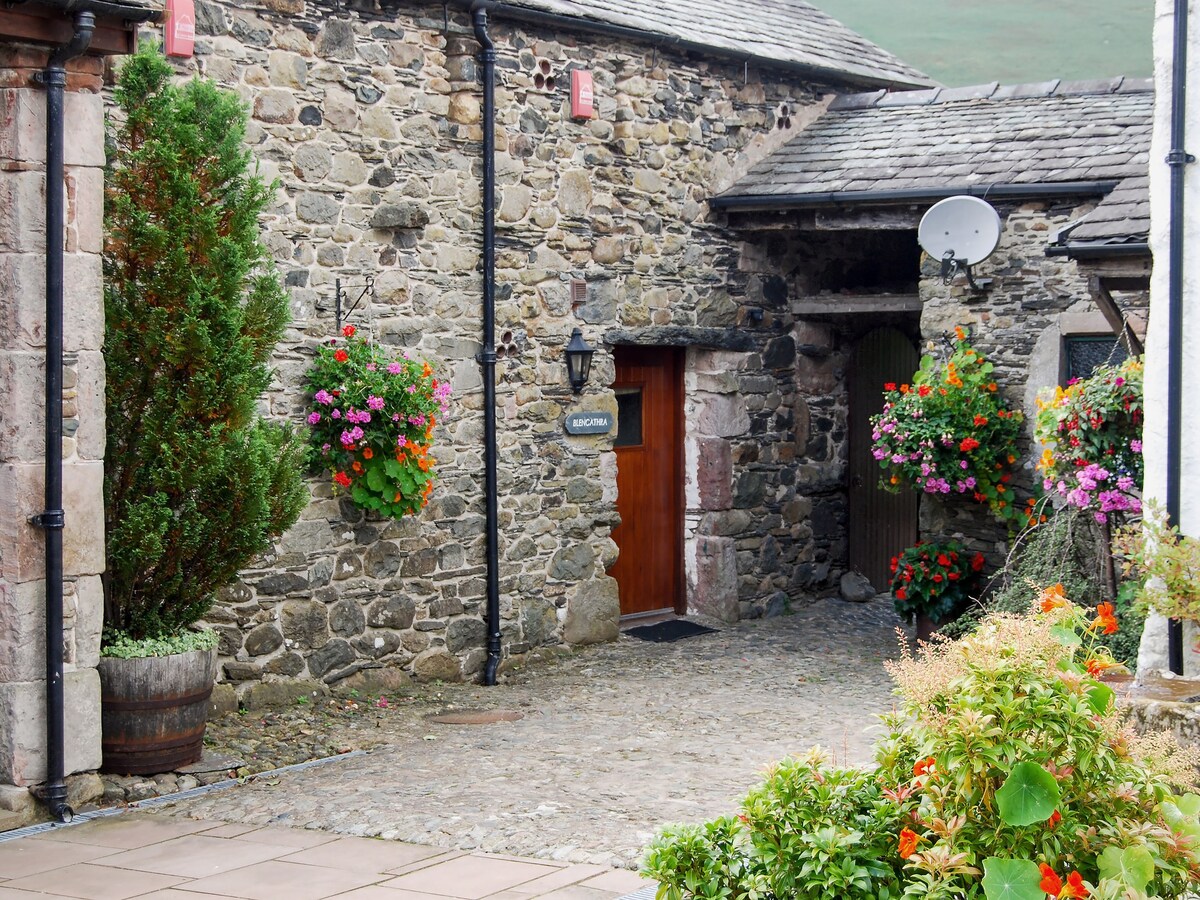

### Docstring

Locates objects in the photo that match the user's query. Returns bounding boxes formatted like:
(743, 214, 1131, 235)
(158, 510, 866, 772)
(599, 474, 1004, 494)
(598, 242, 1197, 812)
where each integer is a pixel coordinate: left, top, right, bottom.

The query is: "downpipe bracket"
(1166, 149, 1195, 166)
(30, 510, 65, 530)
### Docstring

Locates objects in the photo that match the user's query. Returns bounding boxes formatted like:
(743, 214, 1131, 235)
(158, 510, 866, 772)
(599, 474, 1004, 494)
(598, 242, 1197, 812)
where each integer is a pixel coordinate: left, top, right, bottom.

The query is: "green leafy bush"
(103, 47, 306, 641)
(644, 595, 1200, 899)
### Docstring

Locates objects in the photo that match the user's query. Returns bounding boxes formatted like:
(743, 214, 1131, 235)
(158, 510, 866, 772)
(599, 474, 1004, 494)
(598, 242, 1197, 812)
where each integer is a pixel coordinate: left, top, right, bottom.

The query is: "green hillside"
(817, 0, 1153, 87)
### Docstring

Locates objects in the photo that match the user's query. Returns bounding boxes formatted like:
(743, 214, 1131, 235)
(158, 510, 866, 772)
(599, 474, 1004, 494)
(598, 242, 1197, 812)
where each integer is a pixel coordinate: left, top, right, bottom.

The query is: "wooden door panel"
(610, 347, 683, 616)
(848, 328, 920, 591)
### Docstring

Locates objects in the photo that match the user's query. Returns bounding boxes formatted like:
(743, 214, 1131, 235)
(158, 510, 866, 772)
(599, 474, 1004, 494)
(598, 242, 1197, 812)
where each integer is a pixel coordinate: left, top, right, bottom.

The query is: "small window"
(1064, 336, 1128, 383)
(614, 387, 643, 448)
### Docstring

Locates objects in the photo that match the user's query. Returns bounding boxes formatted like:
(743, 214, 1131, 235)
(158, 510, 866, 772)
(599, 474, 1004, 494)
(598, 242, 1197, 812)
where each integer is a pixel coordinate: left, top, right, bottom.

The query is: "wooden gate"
(609, 347, 684, 617)
(847, 328, 920, 590)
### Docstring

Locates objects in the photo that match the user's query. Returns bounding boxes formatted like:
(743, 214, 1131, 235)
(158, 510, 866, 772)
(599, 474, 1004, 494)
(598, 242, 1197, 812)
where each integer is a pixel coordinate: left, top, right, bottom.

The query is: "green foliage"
(100, 628, 218, 659)
(870, 331, 1025, 526)
(940, 508, 1145, 668)
(103, 46, 306, 642)
(644, 599, 1200, 900)
(304, 326, 450, 518)
(889, 539, 985, 625)
(1114, 501, 1200, 622)
(644, 753, 903, 900)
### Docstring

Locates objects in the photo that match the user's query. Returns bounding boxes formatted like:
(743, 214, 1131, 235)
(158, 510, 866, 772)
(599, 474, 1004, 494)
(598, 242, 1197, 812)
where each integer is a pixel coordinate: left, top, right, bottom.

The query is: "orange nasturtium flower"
(1039, 583, 1067, 613)
(361, 447, 374, 460)
(1093, 602, 1119, 635)
(913, 757, 936, 778)
(955, 325, 967, 340)
(898, 828, 921, 859)
(1039, 864, 1063, 896)
(1062, 871, 1089, 898)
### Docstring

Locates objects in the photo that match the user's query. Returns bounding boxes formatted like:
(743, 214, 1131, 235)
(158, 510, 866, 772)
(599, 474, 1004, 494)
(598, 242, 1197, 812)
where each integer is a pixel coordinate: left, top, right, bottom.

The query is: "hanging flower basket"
(870, 329, 1025, 526)
(305, 326, 451, 517)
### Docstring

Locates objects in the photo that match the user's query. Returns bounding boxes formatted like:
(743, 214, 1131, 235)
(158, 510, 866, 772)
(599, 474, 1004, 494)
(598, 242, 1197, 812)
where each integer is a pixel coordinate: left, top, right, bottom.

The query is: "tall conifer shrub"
(103, 47, 306, 641)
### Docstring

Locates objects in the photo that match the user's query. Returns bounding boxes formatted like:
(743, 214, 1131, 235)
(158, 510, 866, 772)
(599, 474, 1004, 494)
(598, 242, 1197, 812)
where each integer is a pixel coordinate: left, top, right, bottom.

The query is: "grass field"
(817, 0, 1153, 86)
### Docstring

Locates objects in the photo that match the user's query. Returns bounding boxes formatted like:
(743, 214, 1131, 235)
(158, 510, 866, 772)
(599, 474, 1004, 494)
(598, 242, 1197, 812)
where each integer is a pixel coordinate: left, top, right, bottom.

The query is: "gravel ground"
(156, 596, 908, 868)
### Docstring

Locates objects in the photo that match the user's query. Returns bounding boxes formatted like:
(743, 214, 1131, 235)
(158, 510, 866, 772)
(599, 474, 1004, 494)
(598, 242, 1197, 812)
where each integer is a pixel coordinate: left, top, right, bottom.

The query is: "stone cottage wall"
(0, 44, 106, 788)
(167, 0, 842, 695)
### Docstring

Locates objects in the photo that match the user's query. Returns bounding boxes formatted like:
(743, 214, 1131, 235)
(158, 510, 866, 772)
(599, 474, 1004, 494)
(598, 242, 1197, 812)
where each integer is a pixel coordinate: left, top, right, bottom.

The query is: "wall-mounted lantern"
(565, 327, 594, 394)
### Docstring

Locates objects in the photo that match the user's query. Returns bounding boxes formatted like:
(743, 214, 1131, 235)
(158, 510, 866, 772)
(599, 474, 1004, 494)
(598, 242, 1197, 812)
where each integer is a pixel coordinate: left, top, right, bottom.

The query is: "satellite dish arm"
(939, 249, 990, 292)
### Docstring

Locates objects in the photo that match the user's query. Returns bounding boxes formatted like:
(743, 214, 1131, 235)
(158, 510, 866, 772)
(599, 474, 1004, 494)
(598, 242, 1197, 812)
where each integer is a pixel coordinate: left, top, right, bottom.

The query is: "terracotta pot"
(98, 647, 218, 775)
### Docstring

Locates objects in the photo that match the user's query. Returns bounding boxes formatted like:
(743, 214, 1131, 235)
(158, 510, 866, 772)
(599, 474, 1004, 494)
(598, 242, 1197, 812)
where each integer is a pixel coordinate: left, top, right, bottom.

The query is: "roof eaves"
(711, 181, 1121, 211)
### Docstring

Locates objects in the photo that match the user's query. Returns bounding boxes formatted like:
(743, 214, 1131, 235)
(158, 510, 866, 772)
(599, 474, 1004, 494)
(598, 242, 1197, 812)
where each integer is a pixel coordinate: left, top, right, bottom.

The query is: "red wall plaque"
(571, 70, 595, 119)
(164, 0, 195, 58)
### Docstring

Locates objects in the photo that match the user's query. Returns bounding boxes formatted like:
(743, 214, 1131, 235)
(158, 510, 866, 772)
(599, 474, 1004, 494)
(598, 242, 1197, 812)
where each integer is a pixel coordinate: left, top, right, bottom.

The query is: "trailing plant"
(889, 540, 985, 626)
(643, 592, 1200, 900)
(871, 329, 1025, 526)
(940, 507, 1144, 668)
(1036, 356, 1144, 524)
(1113, 500, 1200, 623)
(304, 325, 451, 518)
(104, 46, 307, 643)
(100, 629, 219, 660)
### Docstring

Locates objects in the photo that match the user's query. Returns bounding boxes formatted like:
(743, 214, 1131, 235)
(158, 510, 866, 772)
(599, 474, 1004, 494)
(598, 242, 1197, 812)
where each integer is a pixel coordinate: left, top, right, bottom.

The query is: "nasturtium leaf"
(1050, 625, 1082, 647)
(996, 762, 1061, 826)
(366, 467, 384, 493)
(1085, 681, 1115, 715)
(1097, 845, 1154, 890)
(1161, 794, 1200, 841)
(384, 458, 402, 478)
(981, 858, 1044, 900)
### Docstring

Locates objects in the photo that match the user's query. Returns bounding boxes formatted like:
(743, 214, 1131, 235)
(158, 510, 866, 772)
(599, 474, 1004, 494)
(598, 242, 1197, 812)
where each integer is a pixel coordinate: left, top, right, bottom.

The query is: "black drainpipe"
(472, 3, 502, 685)
(1165, 0, 1190, 676)
(31, 10, 95, 823)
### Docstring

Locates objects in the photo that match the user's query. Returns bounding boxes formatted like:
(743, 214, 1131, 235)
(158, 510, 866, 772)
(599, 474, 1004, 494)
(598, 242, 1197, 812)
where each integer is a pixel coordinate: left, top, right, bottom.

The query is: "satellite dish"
(918, 196, 1002, 291)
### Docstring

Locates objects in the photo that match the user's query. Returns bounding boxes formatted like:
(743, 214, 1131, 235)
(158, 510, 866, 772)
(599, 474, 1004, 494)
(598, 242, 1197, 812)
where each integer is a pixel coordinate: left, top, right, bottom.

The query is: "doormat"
(624, 619, 717, 643)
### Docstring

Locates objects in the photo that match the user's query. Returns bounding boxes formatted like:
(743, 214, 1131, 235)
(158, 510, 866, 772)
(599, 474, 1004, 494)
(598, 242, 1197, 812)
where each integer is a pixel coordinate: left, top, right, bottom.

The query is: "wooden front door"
(610, 347, 684, 616)
(848, 327, 920, 590)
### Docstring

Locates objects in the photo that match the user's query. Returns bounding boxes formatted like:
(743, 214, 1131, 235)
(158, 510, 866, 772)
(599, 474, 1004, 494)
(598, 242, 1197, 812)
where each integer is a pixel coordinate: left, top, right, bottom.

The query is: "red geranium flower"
(959, 437, 980, 452)
(971, 552, 985, 572)
(333, 471, 352, 488)
(342, 324, 356, 338)
(334, 349, 349, 363)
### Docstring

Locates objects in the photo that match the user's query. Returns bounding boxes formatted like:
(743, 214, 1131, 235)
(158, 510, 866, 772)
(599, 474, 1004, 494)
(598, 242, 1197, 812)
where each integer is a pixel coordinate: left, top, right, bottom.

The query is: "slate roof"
(717, 76, 1153, 206)
(489, 0, 933, 89)
(1058, 175, 1150, 249)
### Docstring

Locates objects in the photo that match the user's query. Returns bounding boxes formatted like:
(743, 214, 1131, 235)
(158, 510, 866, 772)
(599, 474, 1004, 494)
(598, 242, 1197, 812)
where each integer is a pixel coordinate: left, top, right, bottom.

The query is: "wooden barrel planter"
(97, 647, 218, 775)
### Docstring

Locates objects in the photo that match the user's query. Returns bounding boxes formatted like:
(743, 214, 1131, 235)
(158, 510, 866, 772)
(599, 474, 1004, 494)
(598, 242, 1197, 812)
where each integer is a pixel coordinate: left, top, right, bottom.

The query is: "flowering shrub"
(643, 590, 1200, 900)
(871, 331, 1025, 525)
(889, 540, 985, 625)
(1036, 357, 1144, 525)
(305, 326, 451, 517)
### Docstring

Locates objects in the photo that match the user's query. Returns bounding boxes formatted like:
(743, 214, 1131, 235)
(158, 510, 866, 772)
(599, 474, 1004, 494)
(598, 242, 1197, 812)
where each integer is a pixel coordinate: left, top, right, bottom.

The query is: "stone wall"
(165, 0, 846, 695)
(0, 44, 106, 787)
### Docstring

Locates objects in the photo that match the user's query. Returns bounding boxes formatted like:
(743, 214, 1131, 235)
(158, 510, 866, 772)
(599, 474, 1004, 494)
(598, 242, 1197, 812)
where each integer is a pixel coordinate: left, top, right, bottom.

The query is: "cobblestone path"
(160, 597, 906, 868)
